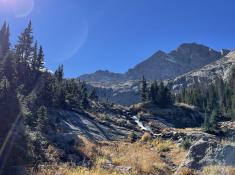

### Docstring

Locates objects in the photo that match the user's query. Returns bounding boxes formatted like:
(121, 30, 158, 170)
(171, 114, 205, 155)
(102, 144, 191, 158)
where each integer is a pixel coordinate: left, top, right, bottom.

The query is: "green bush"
(180, 138, 192, 150)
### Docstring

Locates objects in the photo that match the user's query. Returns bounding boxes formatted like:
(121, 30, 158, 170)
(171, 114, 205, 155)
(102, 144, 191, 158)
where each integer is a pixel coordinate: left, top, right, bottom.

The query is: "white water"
(131, 116, 153, 134)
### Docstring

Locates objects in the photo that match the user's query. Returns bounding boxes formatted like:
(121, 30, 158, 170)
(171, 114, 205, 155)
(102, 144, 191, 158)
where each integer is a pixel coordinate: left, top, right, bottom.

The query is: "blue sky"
(0, 0, 235, 77)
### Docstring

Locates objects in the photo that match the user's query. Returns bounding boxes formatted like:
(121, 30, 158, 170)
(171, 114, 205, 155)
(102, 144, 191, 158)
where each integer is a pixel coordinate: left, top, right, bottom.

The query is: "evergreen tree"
(80, 82, 89, 109)
(55, 64, 64, 82)
(163, 85, 173, 106)
(15, 21, 34, 84)
(2, 51, 16, 85)
(0, 21, 10, 56)
(56, 84, 66, 108)
(148, 81, 158, 103)
(158, 81, 165, 105)
(210, 109, 219, 130)
(0, 76, 10, 104)
(36, 106, 48, 132)
(37, 74, 54, 106)
(32, 41, 38, 71)
(37, 46, 44, 71)
(15, 21, 34, 63)
(141, 76, 148, 102)
(89, 88, 98, 101)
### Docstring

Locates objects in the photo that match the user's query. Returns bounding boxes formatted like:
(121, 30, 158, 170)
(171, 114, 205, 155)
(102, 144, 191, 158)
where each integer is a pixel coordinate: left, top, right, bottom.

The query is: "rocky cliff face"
(169, 50, 235, 91)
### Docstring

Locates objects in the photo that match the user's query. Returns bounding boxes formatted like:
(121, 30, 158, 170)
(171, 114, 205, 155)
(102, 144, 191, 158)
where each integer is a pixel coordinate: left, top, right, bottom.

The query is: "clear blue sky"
(0, 0, 235, 77)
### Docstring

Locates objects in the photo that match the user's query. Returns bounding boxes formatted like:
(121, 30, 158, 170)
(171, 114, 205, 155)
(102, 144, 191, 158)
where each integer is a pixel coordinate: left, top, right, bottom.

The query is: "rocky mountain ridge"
(82, 47, 234, 106)
(79, 43, 229, 83)
(170, 49, 235, 91)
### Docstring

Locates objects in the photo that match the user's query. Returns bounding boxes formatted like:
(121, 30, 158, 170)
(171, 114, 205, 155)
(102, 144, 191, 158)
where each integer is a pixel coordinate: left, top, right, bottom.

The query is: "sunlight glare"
(0, 0, 34, 18)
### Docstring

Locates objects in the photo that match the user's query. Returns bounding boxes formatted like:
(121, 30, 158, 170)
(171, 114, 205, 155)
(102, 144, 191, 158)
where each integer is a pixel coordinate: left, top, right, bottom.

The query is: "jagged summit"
(79, 43, 227, 82)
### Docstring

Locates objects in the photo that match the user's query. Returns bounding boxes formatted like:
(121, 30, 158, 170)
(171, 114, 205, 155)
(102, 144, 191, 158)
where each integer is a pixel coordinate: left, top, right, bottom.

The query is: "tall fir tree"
(55, 64, 64, 82)
(89, 88, 98, 101)
(15, 21, 34, 64)
(15, 21, 34, 84)
(37, 46, 44, 71)
(32, 41, 38, 71)
(0, 21, 10, 56)
(148, 80, 158, 103)
(141, 76, 148, 102)
(80, 82, 89, 109)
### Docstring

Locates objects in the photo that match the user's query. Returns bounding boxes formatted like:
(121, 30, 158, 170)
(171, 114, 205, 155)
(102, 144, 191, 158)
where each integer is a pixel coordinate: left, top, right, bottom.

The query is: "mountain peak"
(176, 42, 214, 52)
(79, 43, 226, 82)
(152, 50, 166, 56)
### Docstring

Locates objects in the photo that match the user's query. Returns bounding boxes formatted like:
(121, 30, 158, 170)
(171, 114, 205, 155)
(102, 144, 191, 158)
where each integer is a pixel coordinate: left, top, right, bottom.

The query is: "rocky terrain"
(169, 49, 235, 91)
(85, 80, 141, 106)
(4, 101, 208, 175)
(28, 104, 235, 175)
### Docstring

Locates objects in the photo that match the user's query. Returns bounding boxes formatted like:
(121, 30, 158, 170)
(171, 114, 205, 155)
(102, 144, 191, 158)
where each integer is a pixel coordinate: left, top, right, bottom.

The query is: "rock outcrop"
(170, 50, 235, 91)
(177, 137, 235, 172)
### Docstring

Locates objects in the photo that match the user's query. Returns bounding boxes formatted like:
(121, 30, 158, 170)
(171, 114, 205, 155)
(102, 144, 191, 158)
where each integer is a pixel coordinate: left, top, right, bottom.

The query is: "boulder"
(178, 137, 235, 171)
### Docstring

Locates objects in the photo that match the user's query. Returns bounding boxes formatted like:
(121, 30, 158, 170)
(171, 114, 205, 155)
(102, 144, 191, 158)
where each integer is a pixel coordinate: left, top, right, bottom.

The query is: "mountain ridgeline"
(79, 43, 229, 82)
(78, 44, 233, 106)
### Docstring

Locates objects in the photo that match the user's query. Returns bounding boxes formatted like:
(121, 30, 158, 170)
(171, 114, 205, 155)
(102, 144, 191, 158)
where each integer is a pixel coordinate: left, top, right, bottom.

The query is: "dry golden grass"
(97, 141, 168, 174)
(155, 140, 174, 152)
(33, 164, 128, 175)
(201, 165, 235, 175)
(77, 136, 97, 158)
(177, 167, 195, 175)
(140, 132, 152, 142)
(33, 138, 188, 175)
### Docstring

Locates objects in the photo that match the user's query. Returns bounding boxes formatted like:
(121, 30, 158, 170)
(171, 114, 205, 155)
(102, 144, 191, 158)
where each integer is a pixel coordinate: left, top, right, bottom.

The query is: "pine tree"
(2, 51, 16, 85)
(89, 88, 98, 101)
(37, 74, 54, 106)
(36, 46, 44, 71)
(0, 21, 10, 56)
(148, 81, 158, 104)
(57, 85, 66, 108)
(55, 64, 64, 82)
(15, 21, 34, 84)
(80, 82, 89, 109)
(158, 81, 165, 105)
(32, 41, 38, 71)
(0, 77, 10, 105)
(15, 21, 34, 64)
(210, 109, 219, 130)
(37, 106, 48, 131)
(141, 76, 148, 102)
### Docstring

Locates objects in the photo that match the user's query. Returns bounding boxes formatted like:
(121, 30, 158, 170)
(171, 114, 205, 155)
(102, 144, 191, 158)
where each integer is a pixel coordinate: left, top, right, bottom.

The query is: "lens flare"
(0, 0, 34, 18)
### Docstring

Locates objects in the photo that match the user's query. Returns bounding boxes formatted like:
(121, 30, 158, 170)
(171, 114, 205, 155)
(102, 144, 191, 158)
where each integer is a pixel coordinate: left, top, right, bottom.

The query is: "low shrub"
(140, 132, 152, 142)
(180, 138, 192, 150)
